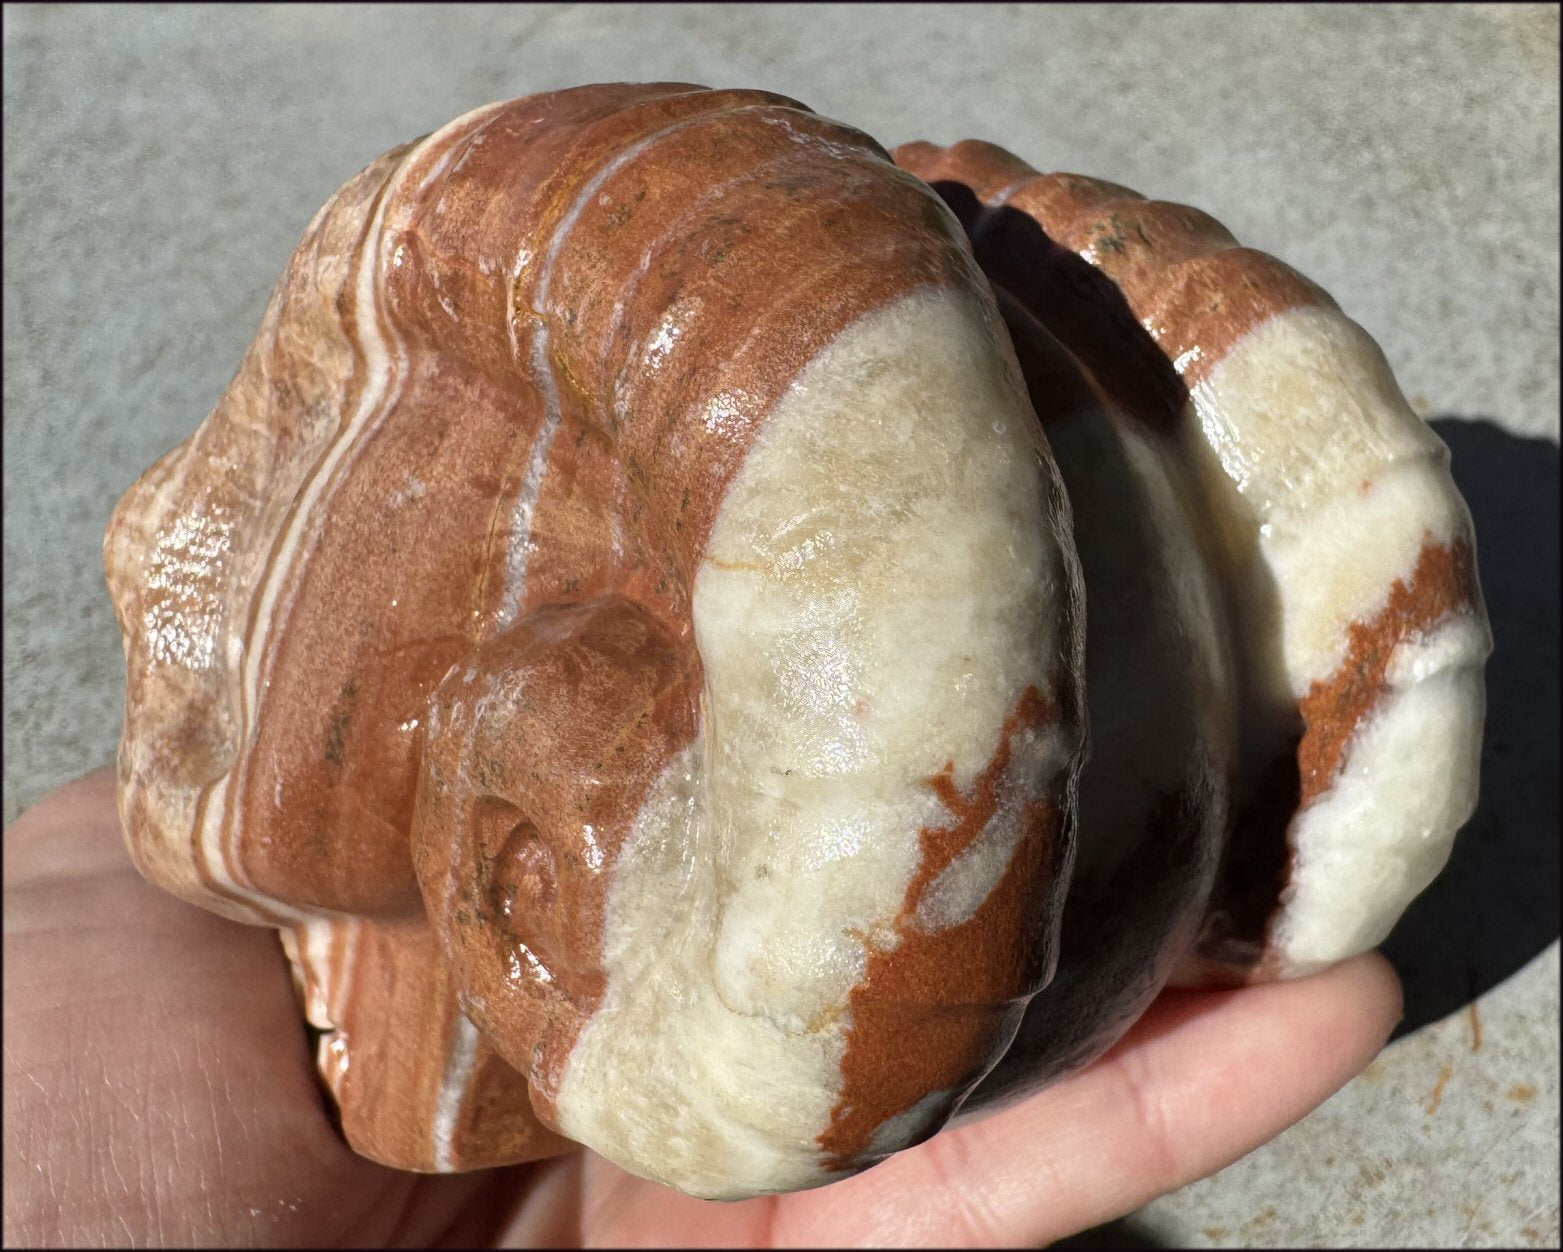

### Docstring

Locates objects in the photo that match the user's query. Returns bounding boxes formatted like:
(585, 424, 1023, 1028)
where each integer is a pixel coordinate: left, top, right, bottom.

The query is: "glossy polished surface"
(12, 7, 1554, 1242)
(897, 142, 1488, 997)
(104, 85, 1085, 1196)
(104, 70, 1489, 1207)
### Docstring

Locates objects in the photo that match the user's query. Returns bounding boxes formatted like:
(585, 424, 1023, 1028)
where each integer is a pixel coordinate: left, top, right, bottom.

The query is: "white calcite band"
(1186, 303, 1491, 976)
(553, 287, 1078, 1198)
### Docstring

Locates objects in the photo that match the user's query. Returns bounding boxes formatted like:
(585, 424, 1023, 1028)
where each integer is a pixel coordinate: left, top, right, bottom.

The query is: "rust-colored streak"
(897, 139, 1487, 996)
(1297, 540, 1478, 806)
(820, 686, 1064, 1167)
(910, 686, 1049, 904)
(1193, 538, 1480, 971)
(1426, 1063, 1454, 1115)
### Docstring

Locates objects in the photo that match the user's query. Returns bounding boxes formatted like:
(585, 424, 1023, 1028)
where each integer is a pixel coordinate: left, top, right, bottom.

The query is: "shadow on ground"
(1052, 1214, 1170, 1247)
(1381, 418, 1560, 1037)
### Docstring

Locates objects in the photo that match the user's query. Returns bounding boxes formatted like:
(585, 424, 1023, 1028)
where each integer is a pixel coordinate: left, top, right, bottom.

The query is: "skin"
(4, 769, 1402, 1248)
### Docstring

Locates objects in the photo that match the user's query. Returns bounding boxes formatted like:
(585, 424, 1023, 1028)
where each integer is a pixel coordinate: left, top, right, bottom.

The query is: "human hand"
(4, 769, 1401, 1247)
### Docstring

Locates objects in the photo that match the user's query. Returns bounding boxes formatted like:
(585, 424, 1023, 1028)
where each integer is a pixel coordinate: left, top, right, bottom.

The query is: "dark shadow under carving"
(930, 179, 1187, 433)
(1382, 418, 1560, 1036)
(958, 288, 1230, 1113)
(927, 183, 1301, 1120)
(933, 181, 1300, 981)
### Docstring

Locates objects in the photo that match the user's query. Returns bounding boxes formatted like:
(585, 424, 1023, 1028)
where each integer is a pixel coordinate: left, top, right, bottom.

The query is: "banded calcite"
(104, 84, 1084, 1198)
(104, 84, 1488, 1199)
(892, 141, 1490, 1107)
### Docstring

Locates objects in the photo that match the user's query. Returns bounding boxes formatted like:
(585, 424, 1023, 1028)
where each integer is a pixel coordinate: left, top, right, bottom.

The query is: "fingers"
(3, 766, 120, 877)
(572, 1151, 781, 1248)
(3, 770, 380, 1245)
(492, 1153, 589, 1248)
(770, 952, 1403, 1247)
(3, 771, 606, 1249)
(3, 774, 1405, 1248)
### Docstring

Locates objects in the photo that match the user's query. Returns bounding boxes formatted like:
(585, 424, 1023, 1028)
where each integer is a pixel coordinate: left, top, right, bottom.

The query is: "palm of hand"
(4, 771, 1400, 1248)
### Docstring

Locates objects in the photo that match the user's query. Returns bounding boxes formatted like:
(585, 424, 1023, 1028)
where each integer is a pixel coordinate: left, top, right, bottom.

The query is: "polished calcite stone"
(4, 4, 1556, 1244)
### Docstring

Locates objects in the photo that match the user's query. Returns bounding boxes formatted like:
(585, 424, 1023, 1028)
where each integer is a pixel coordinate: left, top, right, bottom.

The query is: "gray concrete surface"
(4, 4, 1557, 1246)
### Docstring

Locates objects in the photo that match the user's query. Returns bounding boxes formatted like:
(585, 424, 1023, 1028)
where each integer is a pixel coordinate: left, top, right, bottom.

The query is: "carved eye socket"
(492, 819, 556, 923)
(471, 801, 572, 991)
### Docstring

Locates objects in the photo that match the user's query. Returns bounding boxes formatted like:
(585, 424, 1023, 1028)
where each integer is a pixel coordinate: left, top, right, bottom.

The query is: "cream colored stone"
(554, 287, 1079, 1198)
